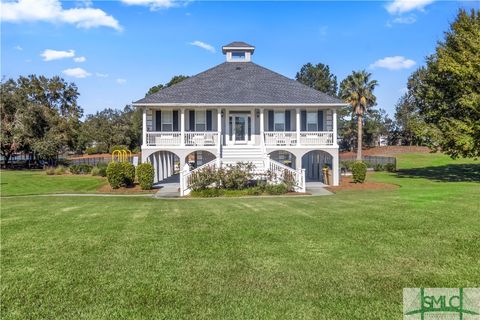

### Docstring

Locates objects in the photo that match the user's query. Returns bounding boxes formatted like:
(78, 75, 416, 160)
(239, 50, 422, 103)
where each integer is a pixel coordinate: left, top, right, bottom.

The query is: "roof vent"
(222, 41, 255, 62)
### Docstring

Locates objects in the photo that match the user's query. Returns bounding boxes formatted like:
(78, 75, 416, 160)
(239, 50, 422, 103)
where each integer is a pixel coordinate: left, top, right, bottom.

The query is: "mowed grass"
(1, 153, 479, 319)
(0, 170, 106, 196)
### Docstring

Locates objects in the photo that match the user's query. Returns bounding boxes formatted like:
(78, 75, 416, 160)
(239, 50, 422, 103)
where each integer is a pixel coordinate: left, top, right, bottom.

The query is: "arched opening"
(185, 150, 216, 169)
(148, 150, 180, 184)
(301, 150, 333, 183)
(268, 150, 297, 169)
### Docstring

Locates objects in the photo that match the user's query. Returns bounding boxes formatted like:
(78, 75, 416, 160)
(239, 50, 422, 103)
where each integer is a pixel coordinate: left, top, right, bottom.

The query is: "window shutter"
(248, 116, 251, 140)
(206, 110, 212, 131)
(268, 110, 274, 131)
(301, 110, 307, 131)
(285, 110, 291, 131)
(173, 111, 179, 131)
(317, 110, 324, 131)
(155, 110, 162, 131)
(189, 110, 195, 131)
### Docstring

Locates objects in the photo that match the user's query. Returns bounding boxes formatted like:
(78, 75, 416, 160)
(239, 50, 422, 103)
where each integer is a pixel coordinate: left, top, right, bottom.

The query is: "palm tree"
(339, 70, 378, 160)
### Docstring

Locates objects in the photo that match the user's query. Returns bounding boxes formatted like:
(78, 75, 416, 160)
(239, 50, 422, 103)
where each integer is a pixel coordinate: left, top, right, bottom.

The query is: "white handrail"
(180, 159, 218, 196)
(266, 157, 306, 193)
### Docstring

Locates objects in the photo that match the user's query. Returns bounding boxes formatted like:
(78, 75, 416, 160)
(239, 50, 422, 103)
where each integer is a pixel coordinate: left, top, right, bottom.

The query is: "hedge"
(136, 163, 154, 190)
(106, 162, 125, 189)
(121, 162, 136, 186)
(351, 161, 367, 183)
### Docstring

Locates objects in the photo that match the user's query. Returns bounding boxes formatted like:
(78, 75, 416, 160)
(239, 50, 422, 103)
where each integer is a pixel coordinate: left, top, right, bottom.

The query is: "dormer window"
(222, 41, 255, 62)
(231, 51, 246, 61)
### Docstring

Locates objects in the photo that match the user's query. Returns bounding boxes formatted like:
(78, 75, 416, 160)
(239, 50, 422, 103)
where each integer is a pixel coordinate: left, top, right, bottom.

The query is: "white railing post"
(142, 107, 147, 147)
(300, 169, 306, 193)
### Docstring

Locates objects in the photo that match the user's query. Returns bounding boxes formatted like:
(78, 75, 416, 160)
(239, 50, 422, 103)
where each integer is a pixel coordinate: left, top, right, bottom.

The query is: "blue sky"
(2, 0, 479, 117)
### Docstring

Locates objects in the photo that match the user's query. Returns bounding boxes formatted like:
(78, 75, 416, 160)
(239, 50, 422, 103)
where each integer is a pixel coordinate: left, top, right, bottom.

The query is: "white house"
(133, 42, 347, 195)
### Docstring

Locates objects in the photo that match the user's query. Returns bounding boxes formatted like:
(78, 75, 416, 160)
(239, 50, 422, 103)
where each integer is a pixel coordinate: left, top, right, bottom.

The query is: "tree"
(0, 75, 82, 165)
(339, 70, 378, 160)
(145, 75, 189, 97)
(394, 69, 429, 146)
(413, 9, 480, 158)
(295, 63, 338, 96)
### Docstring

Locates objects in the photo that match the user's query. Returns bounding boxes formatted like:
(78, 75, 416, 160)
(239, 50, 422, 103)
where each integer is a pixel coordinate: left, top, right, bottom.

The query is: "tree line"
(1, 9, 478, 165)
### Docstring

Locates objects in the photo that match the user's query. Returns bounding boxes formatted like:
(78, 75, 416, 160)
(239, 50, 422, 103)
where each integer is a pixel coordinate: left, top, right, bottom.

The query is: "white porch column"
(142, 107, 147, 147)
(225, 109, 230, 145)
(332, 108, 338, 147)
(217, 108, 222, 157)
(332, 148, 339, 186)
(180, 108, 185, 146)
(259, 108, 264, 144)
(296, 108, 301, 146)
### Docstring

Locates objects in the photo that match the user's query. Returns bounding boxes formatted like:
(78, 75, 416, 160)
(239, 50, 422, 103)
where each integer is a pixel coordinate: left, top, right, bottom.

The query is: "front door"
(233, 115, 248, 144)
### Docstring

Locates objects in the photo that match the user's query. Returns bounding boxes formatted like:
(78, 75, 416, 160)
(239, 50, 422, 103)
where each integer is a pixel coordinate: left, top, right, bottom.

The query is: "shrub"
(265, 183, 288, 195)
(189, 166, 218, 191)
(245, 186, 263, 196)
(136, 163, 154, 190)
(190, 188, 222, 197)
(385, 163, 396, 172)
(106, 162, 125, 189)
(351, 161, 367, 183)
(121, 162, 136, 186)
(340, 160, 355, 171)
(373, 163, 384, 172)
(91, 166, 107, 177)
(132, 146, 141, 154)
(85, 147, 98, 155)
(45, 167, 55, 175)
(69, 164, 93, 174)
(281, 169, 296, 191)
(219, 162, 255, 190)
(54, 165, 66, 175)
(109, 145, 128, 154)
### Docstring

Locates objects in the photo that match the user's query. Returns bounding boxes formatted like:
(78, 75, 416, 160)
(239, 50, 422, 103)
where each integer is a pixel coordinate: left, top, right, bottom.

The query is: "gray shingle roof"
(222, 41, 254, 48)
(134, 62, 344, 105)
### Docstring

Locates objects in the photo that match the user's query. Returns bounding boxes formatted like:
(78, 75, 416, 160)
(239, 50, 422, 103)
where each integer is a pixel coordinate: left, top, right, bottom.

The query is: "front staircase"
(180, 146, 306, 196)
(221, 145, 266, 170)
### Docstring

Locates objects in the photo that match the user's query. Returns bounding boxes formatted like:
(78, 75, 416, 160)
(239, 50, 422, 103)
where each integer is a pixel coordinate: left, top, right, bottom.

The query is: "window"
(274, 111, 285, 131)
(231, 51, 246, 60)
(307, 111, 318, 131)
(162, 110, 173, 131)
(195, 110, 206, 131)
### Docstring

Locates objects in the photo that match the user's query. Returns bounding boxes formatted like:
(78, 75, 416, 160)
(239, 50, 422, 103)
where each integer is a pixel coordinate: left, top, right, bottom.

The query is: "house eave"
(132, 103, 349, 108)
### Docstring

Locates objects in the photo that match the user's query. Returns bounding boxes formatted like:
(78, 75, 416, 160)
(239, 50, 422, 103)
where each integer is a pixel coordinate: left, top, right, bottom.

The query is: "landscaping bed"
(326, 175, 399, 192)
(97, 182, 157, 194)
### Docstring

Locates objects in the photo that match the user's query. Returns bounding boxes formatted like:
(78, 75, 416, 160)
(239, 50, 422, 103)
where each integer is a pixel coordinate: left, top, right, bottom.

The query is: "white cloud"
(95, 73, 109, 78)
(386, 0, 435, 14)
(188, 40, 215, 53)
(370, 56, 416, 70)
(14, 45, 23, 51)
(62, 67, 91, 78)
(1, 0, 122, 31)
(73, 56, 86, 63)
(120, 0, 182, 10)
(392, 15, 417, 24)
(116, 78, 127, 84)
(41, 49, 75, 61)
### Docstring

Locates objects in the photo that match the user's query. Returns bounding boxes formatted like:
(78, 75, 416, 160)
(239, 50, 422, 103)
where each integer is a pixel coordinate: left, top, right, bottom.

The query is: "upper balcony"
(141, 107, 338, 148)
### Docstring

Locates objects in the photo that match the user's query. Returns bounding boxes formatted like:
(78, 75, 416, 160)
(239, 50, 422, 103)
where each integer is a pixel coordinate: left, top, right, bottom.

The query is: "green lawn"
(0, 170, 106, 196)
(1, 153, 479, 319)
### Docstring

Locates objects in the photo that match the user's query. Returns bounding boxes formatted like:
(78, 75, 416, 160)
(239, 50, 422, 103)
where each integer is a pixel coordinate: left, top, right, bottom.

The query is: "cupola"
(222, 41, 255, 62)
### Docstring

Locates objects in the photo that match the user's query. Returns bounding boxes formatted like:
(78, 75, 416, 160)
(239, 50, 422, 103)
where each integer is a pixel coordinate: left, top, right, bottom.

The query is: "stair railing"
(180, 159, 218, 196)
(264, 156, 306, 193)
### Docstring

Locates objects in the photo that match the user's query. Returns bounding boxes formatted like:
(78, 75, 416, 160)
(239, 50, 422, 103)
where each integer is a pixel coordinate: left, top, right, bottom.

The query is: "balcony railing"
(146, 132, 219, 147)
(264, 131, 297, 146)
(299, 131, 334, 145)
(146, 132, 181, 146)
(264, 131, 334, 146)
(185, 132, 218, 146)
